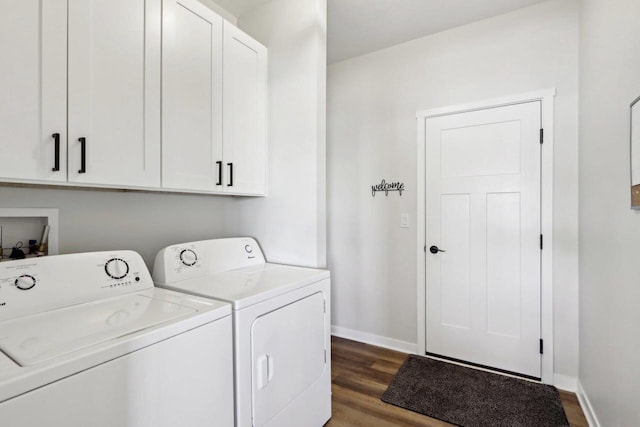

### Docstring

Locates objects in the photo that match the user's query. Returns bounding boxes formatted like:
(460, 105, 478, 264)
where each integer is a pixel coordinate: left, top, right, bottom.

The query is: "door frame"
(416, 89, 555, 384)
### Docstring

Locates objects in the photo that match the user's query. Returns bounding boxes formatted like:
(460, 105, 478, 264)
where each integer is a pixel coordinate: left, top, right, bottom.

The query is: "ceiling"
(212, 0, 273, 17)
(327, 0, 549, 64)
(214, 0, 549, 64)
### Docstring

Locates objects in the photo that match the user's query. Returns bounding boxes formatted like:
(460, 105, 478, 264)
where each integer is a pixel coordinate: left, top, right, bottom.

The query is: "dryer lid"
(0, 293, 195, 366)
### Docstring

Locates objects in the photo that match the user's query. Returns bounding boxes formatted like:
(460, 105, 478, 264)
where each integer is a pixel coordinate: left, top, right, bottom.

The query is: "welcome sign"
(372, 180, 405, 196)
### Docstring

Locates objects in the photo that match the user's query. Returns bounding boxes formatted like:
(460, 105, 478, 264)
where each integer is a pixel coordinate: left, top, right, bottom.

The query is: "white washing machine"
(153, 237, 331, 427)
(0, 250, 234, 427)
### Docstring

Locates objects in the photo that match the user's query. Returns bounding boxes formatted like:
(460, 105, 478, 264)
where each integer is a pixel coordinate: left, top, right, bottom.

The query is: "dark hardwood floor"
(326, 336, 588, 427)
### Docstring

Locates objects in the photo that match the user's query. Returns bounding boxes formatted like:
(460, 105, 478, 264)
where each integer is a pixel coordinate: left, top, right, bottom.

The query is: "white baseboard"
(331, 325, 418, 354)
(553, 374, 577, 392)
(576, 380, 601, 427)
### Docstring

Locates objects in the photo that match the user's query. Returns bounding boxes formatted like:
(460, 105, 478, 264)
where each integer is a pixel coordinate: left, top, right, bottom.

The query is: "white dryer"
(153, 237, 331, 427)
(0, 250, 234, 427)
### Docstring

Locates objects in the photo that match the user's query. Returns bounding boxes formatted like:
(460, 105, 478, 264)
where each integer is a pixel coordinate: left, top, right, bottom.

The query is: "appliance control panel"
(152, 237, 265, 284)
(0, 250, 153, 322)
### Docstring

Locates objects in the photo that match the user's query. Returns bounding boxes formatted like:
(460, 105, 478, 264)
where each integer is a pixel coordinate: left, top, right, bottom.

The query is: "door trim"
(416, 89, 556, 384)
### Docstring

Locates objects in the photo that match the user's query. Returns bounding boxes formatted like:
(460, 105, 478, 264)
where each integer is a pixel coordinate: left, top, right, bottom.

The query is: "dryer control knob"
(244, 244, 253, 254)
(180, 249, 198, 266)
(15, 274, 36, 290)
(105, 258, 129, 280)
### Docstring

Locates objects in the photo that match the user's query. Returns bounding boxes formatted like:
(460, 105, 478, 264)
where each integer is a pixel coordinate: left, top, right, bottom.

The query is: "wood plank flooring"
(326, 336, 588, 427)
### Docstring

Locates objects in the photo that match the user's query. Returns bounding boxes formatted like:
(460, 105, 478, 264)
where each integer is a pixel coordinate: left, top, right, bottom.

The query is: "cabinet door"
(0, 0, 67, 182)
(223, 23, 267, 195)
(162, 0, 223, 192)
(67, 0, 161, 188)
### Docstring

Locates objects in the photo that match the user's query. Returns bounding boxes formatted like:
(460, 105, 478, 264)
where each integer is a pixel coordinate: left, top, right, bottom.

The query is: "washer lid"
(161, 263, 330, 309)
(0, 293, 196, 366)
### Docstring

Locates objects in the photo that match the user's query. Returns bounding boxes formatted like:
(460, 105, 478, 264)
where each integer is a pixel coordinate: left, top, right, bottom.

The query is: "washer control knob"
(180, 249, 198, 266)
(15, 274, 36, 290)
(105, 258, 129, 280)
(244, 244, 253, 254)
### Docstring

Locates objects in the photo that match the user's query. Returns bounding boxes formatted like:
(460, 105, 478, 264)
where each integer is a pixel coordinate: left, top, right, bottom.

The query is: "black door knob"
(429, 245, 446, 254)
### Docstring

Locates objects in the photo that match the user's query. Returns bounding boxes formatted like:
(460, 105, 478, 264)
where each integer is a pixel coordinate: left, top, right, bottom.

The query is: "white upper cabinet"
(67, 0, 161, 188)
(0, 0, 265, 195)
(161, 7, 267, 196)
(0, 0, 67, 182)
(161, 0, 224, 192)
(223, 23, 267, 195)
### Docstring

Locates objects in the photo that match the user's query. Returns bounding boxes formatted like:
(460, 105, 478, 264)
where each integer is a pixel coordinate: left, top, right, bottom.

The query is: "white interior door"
(425, 101, 541, 378)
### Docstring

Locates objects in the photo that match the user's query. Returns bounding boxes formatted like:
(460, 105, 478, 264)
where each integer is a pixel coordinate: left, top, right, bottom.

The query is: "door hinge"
(539, 339, 544, 354)
(540, 128, 544, 144)
(323, 300, 326, 313)
(540, 234, 543, 250)
(324, 349, 327, 363)
(424, 245, 427, 253)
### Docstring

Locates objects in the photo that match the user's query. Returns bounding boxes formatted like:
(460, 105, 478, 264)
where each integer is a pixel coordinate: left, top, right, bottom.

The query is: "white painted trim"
(416, 89, 556, 384)
(0, 208, 59, 255)
(416, 116, 427, 356)
(416, 89, 557, 119)
(540, 91, 555, 385)
(331, 325, 417, 354)
(577, 380, 601, 427)
(553, 374, 577, 392)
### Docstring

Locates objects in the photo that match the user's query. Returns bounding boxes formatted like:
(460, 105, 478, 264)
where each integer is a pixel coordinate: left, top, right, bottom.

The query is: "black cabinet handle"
(227, 163, 233, 187)
(78, 137, 86, 174)
(52, 133, 60, 172)
(216, 161, 222, 185)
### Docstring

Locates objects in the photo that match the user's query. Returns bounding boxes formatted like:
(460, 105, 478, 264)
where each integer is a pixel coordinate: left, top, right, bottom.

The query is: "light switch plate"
(400, 213, 409, 228)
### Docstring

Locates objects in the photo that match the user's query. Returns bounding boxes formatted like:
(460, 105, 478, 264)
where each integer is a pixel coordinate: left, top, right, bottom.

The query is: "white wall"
(327, 0, 580, 380)
(0, 186, 236, 267)
(230, 0, 328, 268)
(579, 0, 640, 425)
